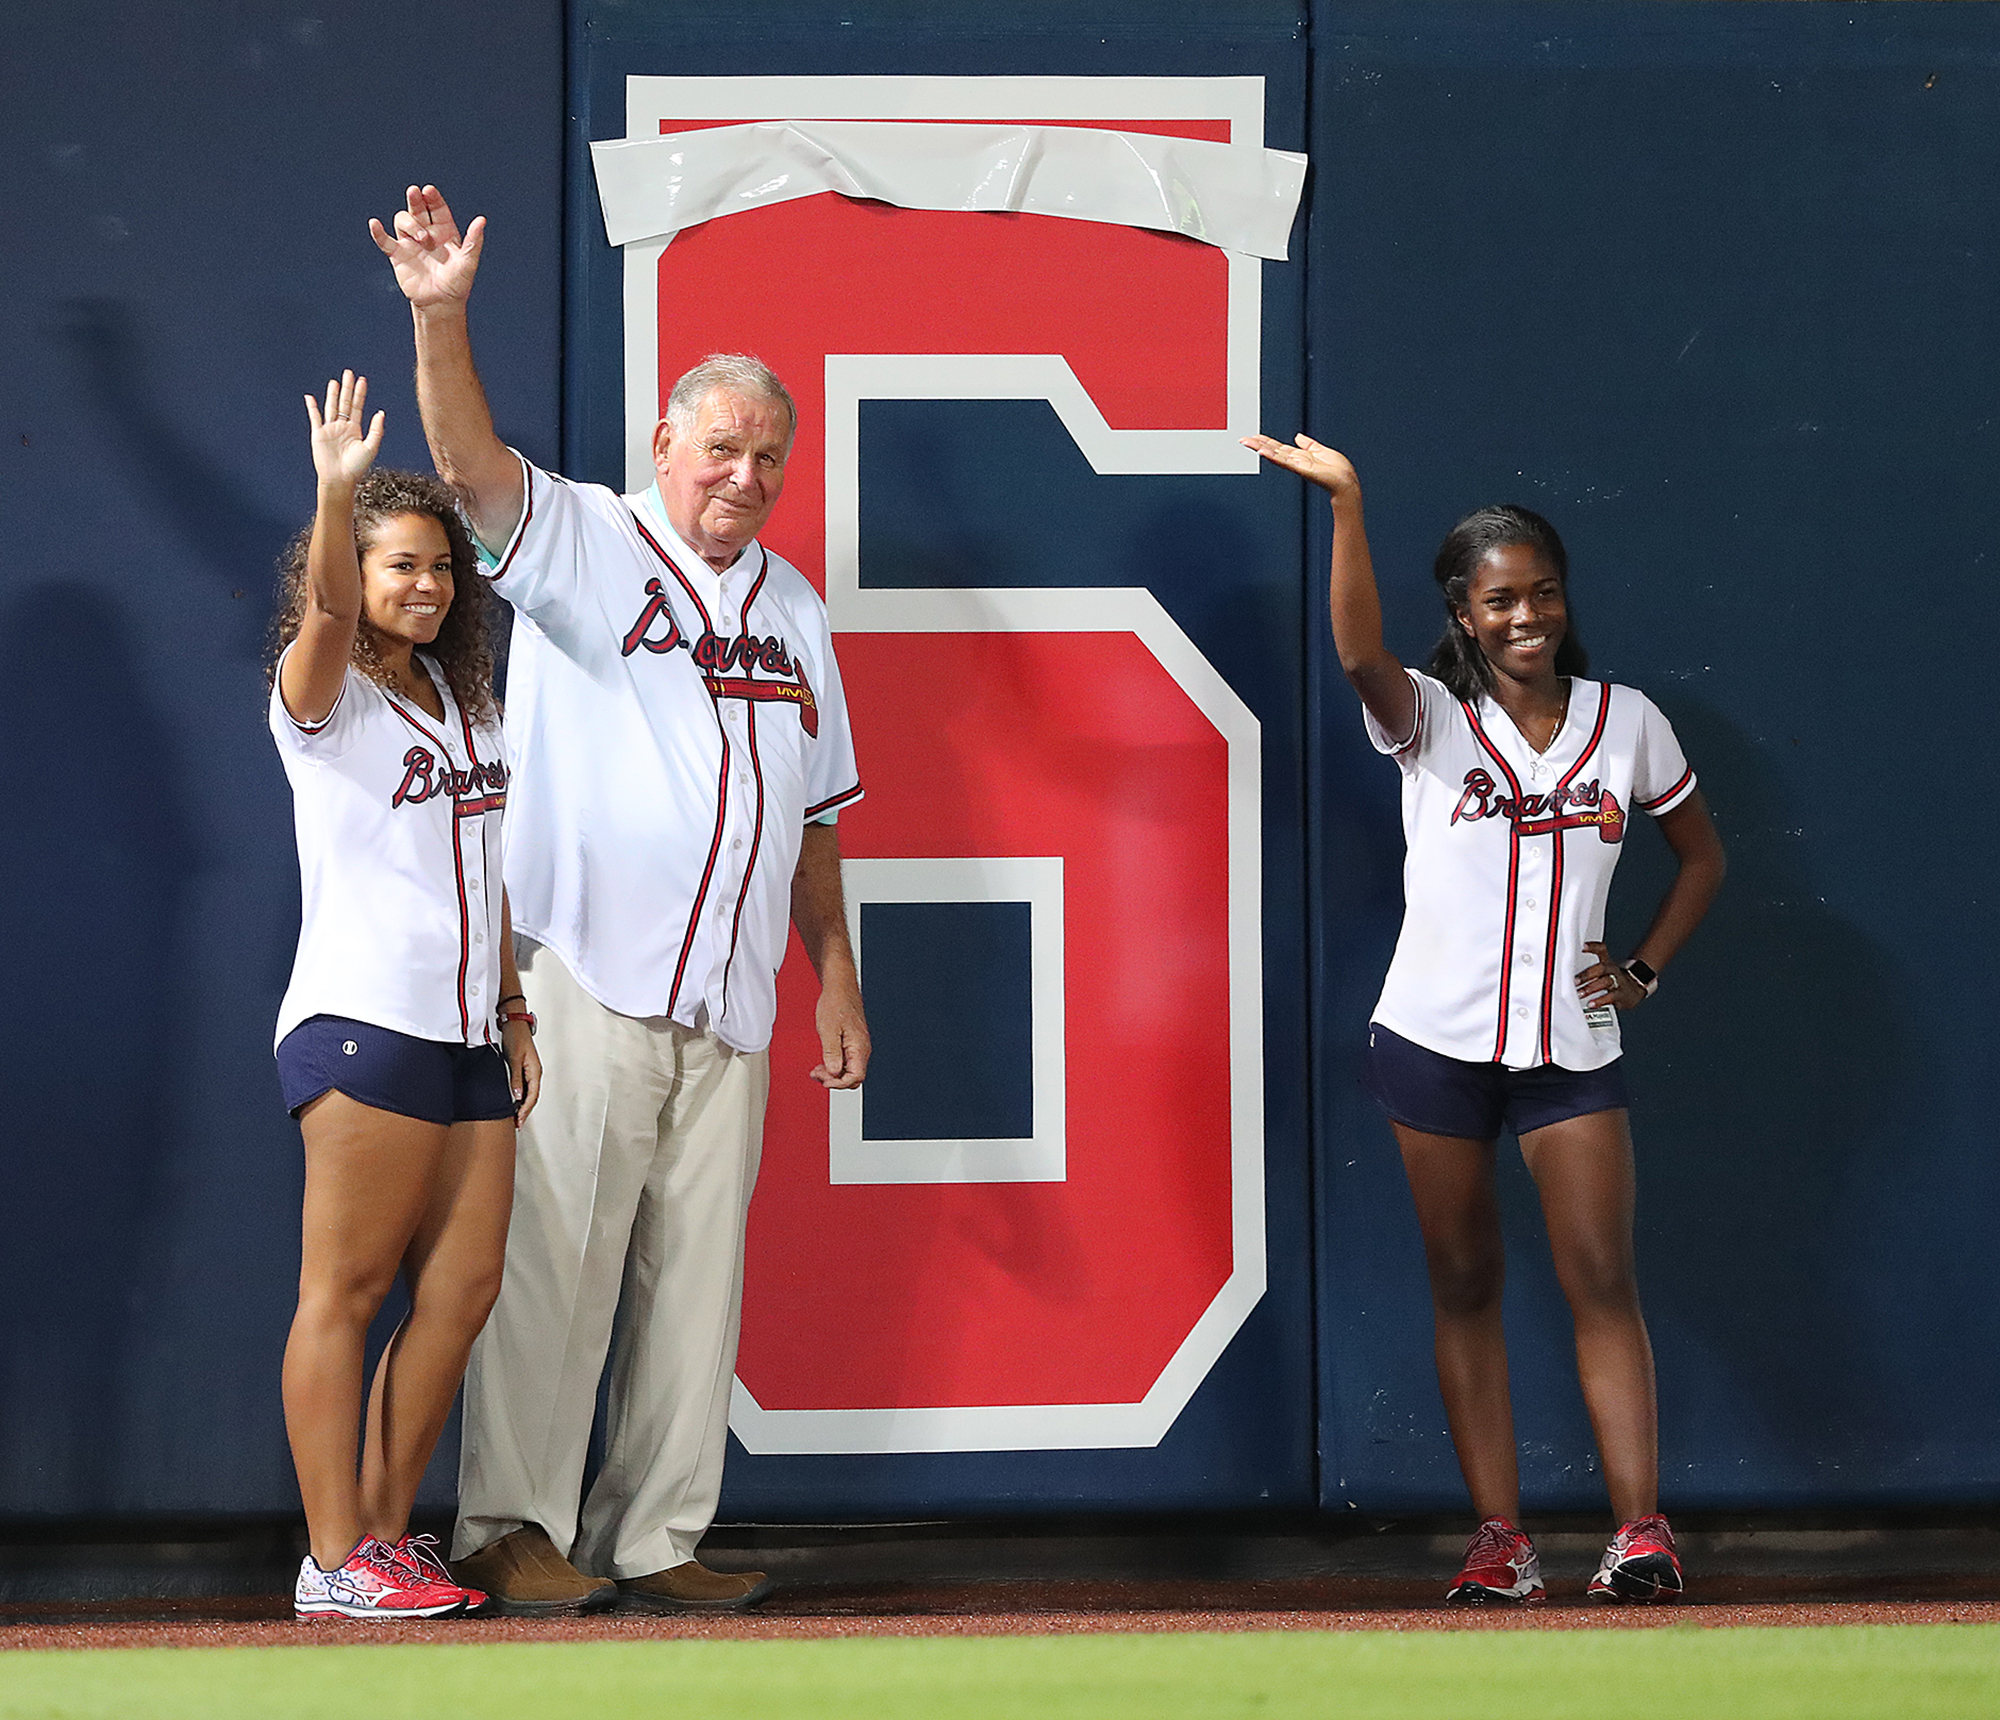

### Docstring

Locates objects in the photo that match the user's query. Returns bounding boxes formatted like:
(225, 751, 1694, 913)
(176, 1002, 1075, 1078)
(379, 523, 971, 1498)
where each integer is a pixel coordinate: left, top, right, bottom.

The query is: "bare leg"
(1392, 1124, 1519, 1524)
(282, 1093, 450, 1571)
(1518, 1107, 1658, 1525)
(359, 1116, 517, 1546)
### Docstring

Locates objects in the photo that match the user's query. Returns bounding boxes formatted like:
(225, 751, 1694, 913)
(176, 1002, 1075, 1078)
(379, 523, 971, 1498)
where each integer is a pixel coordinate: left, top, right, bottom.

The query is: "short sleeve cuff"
(1637, 767, 1697, 817)
(1361, 669, 1427, 758)
(806, 783, 864, 821)
(271, 642, 352, 742)
(476, 450, 537, 581)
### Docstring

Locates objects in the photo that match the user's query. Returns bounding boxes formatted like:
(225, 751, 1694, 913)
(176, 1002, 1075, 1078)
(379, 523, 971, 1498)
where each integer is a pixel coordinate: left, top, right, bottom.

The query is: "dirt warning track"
(6, 1596, 2000, 1652)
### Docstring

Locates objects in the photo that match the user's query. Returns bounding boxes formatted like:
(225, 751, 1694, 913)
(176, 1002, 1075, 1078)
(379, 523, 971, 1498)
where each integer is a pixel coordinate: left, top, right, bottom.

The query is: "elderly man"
(373, 185, 868, 1614)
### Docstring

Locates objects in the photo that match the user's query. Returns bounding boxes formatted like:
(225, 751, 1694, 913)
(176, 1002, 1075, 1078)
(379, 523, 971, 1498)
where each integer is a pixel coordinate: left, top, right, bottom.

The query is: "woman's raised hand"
(304, 370, 385, 487)
(369, 183, 486, 311)
(1241, 431, 1361, 502)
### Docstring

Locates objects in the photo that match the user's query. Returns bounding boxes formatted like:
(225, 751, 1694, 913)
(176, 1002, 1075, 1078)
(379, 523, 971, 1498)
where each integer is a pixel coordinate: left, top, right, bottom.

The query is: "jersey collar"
(632, 481, 766, 598)
(1473, 677, 1602, 779)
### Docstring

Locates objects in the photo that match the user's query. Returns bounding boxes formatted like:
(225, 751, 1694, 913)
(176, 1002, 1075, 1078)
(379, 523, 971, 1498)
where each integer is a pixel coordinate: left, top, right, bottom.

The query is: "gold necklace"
(1533, 680, 1571, 752)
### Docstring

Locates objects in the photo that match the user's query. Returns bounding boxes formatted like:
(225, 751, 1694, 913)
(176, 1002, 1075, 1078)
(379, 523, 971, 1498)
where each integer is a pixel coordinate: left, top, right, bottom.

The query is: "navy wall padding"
(1307, 1, 2000, 1513)
(3, 0, 1997, 1527)
(0, 0, 562, 1515)
(859, 902, 1036, 1143)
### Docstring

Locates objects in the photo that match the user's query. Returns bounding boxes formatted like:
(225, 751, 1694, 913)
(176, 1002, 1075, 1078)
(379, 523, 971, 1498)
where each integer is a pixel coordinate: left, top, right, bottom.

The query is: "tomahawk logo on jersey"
(1451, 769, 1625, 843)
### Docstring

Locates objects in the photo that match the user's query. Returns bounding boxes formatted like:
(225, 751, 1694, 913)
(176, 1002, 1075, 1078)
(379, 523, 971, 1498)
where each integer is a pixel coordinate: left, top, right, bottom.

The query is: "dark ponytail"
(1426, 503, 1588, 700)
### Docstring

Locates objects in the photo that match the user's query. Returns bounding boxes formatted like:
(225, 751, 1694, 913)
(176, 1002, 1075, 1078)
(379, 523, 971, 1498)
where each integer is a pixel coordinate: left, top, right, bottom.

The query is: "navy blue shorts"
(277, 1015, 516, 1126)
(1363, 1022, 1628, 1141)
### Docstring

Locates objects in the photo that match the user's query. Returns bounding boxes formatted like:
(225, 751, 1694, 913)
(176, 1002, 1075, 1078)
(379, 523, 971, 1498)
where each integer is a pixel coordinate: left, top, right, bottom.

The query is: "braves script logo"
(619, 578, 821, 736)
(392, 749, 509, 813)
(620, 577, 686, 656)
(1451, 770, 1625, 844)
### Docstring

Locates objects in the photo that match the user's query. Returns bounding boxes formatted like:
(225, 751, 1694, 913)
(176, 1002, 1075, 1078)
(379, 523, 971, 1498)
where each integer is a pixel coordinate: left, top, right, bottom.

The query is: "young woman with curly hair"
(1247, 429, 1724, 1607)
(268, 371, 540, 1620)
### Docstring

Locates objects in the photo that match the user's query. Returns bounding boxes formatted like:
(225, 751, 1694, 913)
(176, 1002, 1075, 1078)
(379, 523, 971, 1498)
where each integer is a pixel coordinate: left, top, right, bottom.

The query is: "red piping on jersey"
(739, 557, 768, 619)
(1387, 670, 1426, 756)
(385, 689, 488, 1045)
(625, 515, 745, 1021)
(628, 514, 798, 1028)
(626, 508, 738, 636)
(1637, 766, 1694, 812)
(623, 513, 754, 1024)
(286, 676, 347, 736)
(1538, 829, 1566, 1066)
(449, 806, 471, 1041)
(1461, 702, 1528, 1064)
(1533, 684, 1613, 1063)
(455, 683, 484, 764)
(711, 547, 774, 1016)
(719, 704, 767, 1018)
(667, 737, 732, 1019)
(488, 463, 538, 583)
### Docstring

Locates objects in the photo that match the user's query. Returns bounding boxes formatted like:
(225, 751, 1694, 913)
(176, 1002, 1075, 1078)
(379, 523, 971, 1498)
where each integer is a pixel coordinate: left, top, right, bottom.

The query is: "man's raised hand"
(304, 370, 385, 487)
(370, 184, 485, 311)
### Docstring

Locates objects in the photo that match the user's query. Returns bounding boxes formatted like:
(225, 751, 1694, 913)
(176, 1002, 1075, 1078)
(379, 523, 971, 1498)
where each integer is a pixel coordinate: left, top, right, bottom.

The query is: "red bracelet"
(500, 1009, 536, 1036)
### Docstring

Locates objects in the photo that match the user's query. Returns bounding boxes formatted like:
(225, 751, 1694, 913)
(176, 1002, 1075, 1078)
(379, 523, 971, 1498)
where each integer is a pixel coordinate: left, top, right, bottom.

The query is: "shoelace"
(1617, 1515, 1673, 1552)
(393, 1533, 453, 1584)
(1464, 1518, 1525, 1565)
(353, 1537, 427, 1587)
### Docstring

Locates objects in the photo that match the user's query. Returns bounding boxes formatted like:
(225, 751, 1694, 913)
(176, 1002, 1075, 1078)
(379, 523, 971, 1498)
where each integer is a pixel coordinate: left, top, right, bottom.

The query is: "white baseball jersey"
(1365, 670, 1696, 1071)
(480, 452, 862, 1053)
(270, 651, 509, 1050)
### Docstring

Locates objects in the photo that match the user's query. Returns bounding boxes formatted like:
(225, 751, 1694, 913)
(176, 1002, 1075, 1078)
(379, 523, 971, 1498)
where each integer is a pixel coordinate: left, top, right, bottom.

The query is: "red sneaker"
(1445, 1516, 1547, 1606)
(1587, 1513, 1683, 1603)
(294, 1537, 469, 1620)
(390, 1533, 491, 1615)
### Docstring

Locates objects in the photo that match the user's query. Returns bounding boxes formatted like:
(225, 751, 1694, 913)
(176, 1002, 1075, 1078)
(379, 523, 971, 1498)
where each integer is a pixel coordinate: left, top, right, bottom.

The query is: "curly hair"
(267, 469, 498, 725)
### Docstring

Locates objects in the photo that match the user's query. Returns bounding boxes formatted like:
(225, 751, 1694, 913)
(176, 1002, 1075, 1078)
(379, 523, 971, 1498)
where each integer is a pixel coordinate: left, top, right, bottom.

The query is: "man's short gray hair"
(664, 353, 797, 449)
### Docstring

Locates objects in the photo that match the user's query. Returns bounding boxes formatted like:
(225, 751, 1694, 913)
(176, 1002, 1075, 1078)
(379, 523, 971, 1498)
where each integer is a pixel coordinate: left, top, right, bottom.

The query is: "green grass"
(3, 1626, 1997, 1719)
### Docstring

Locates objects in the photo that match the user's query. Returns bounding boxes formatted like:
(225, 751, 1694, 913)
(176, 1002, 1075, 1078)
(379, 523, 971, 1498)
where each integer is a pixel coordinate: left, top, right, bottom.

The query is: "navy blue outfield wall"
(0, 0, 1995, 1526)
(0, 0, 562, 1515)
(1308, 2, 2000, 1513)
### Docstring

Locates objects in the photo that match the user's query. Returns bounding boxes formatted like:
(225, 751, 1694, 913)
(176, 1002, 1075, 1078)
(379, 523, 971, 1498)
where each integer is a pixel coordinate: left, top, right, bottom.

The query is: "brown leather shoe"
(451, 1525, 618, 1617)
(616, 1560, 773, 1613)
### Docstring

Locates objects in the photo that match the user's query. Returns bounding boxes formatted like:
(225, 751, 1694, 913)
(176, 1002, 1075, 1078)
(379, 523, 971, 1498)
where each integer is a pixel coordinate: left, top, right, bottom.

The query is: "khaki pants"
(454, 941, 768, 1578)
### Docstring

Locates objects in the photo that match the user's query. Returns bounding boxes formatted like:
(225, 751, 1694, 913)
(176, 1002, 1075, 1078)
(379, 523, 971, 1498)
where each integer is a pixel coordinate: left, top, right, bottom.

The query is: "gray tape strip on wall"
(590, 119, 1308, 260)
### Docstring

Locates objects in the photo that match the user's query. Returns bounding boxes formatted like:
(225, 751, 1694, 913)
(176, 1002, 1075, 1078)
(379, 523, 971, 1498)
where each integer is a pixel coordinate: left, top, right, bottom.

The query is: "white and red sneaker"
(1587, 1513, 1683, 1603)
(1445, 1516, 1548, 1606)
(390, 1533, 490, 1615)
(294, 1537, 470, 1620)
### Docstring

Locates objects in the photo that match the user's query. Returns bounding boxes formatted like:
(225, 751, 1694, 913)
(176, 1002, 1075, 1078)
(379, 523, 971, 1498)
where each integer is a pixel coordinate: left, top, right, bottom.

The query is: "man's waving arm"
(371, 184, 523, 554)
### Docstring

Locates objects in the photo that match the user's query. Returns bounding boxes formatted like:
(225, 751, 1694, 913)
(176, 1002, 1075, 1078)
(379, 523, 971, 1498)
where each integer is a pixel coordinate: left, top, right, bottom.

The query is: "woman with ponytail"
(1246, 431, 1725, 1606)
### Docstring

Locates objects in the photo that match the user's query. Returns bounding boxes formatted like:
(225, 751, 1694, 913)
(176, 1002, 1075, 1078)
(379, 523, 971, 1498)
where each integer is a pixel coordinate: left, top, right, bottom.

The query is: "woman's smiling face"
(1457, 542, 1567, 681)
(359, 510, 454, 647)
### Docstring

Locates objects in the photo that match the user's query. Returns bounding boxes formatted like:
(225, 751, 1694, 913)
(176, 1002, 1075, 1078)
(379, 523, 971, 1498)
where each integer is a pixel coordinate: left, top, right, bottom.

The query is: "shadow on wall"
(0, 582, 195, 1507)
(52, 296, 296, 655)
(1613, 697, 1914, 1493)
